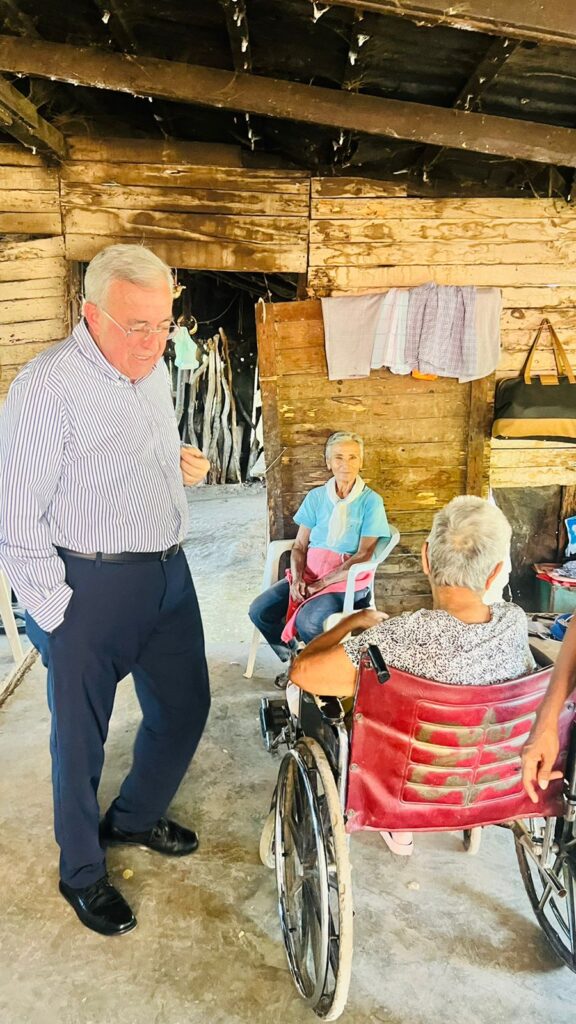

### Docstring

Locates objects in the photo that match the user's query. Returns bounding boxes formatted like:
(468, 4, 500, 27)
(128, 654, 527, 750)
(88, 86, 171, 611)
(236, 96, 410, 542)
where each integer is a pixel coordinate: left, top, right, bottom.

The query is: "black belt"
(57, 544, 181, 563)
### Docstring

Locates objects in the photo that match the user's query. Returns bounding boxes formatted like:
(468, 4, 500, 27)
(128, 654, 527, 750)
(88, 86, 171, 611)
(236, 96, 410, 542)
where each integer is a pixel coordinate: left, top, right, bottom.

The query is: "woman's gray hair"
(325, 431, 364, 461)
(83, 244, 174, 308)
(427, 496, 511, 593)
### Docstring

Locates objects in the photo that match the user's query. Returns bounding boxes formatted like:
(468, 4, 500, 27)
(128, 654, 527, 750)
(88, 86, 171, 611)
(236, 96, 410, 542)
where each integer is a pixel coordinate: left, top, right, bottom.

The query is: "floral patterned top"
(342, 603, 535, 685)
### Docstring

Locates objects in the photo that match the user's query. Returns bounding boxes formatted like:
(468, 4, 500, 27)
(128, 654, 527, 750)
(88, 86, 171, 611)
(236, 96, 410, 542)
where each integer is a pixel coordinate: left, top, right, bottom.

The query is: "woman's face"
(327, 441, 363, 483)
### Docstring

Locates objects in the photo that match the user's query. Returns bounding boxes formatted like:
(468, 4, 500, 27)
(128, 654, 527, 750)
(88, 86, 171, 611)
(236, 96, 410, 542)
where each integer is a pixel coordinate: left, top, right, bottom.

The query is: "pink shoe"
(380, 830, 414, 856)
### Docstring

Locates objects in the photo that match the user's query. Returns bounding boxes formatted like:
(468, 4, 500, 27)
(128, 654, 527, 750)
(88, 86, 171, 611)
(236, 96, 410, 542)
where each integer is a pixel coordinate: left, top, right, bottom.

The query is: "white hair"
(427, 496, 511, 593)
(325, 431, 364, 461)
(83, 244, 173, 308)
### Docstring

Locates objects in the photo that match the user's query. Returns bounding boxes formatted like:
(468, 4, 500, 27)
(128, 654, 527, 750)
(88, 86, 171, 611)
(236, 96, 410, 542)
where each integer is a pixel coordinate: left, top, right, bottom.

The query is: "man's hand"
(180, 445, 210, 486)
(521, 720, 563, 803)
(290, 578, 307, 602)
(349, 608, 388, 631)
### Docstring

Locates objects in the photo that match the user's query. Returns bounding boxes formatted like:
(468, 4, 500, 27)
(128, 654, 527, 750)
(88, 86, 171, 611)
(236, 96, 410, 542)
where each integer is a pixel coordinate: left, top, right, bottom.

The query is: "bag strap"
(546, 320, 576, 384)
(522, 318, 576, 385)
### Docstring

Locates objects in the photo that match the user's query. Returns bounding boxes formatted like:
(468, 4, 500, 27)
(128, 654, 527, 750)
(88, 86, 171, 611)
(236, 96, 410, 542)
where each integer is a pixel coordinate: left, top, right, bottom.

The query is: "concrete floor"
(0, 484, 574, 1024)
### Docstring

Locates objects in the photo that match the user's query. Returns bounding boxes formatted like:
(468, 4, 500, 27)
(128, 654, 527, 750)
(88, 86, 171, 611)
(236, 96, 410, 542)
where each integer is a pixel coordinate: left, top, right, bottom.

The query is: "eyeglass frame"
(97, 306, 179, 341)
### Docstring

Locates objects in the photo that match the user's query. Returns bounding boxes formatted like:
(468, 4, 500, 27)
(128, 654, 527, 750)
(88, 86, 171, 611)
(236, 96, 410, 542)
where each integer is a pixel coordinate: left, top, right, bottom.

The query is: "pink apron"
(280, 546, 373, 643)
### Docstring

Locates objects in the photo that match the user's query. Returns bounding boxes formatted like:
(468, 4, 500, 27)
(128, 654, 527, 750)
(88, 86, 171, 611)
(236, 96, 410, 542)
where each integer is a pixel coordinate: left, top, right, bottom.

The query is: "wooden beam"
(320, 1, 576, 50)
(0, 74, 66, 158)
(1, 36, 576, 166)
(416, 36, 522, 183)
(219, 0, 252, 73)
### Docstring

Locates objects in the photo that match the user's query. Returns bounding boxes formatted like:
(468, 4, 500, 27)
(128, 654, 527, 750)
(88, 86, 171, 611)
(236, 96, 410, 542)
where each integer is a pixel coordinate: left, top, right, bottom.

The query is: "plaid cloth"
(406, 283, 477, 378)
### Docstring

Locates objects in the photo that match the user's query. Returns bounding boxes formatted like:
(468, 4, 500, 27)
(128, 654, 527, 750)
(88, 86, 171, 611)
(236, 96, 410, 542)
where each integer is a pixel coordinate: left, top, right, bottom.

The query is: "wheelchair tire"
(259, 810, 275, 869)
(275, 737, 353, 1021)
(462, 828, 482, 855)
(514, 818, 576, 971)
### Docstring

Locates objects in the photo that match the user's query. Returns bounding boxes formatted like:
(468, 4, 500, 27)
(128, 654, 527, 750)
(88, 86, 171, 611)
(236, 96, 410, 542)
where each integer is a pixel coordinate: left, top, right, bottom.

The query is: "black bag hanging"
(492, 318, 576, 443)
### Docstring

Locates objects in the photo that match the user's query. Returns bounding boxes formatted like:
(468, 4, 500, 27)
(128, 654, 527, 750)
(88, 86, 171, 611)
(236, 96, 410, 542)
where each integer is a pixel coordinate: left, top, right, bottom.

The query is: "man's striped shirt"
(0, 320, 187, 631)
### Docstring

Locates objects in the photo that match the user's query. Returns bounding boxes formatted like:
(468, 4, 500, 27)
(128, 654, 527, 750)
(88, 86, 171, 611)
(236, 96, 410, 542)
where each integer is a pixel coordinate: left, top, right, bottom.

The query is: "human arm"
(290, 608, 387, 696)
(180, 445, 210, 485)
(290, 526, 310, 601)
(521, 616, 576, 802)
(0, 378, 71, 632)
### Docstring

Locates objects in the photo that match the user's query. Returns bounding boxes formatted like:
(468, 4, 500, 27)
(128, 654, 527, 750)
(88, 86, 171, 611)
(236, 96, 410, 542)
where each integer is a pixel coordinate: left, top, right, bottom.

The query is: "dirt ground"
(0, 483, 574, 1024)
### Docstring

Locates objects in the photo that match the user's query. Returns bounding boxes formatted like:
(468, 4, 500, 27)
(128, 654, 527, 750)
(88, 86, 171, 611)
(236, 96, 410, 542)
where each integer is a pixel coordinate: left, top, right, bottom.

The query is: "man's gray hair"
(325, 431, 364, 461)
(83, 244, 174, 308)
(427, 496, 511, 592)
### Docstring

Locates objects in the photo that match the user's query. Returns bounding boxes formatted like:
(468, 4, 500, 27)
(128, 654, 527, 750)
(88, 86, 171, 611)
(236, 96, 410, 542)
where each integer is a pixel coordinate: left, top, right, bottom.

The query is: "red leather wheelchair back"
(345, 653, 574, 833)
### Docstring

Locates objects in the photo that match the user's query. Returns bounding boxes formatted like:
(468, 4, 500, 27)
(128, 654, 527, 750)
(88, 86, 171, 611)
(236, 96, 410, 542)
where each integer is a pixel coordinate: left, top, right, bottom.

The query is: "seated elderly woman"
(249, 431, 390, 687)
(290, 495, 535, 855)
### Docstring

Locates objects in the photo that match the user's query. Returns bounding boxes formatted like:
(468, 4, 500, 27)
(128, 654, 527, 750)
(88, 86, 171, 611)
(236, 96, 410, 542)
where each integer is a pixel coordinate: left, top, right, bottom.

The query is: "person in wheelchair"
(289, 495, 535, 855)
(248, 431, 390, 687)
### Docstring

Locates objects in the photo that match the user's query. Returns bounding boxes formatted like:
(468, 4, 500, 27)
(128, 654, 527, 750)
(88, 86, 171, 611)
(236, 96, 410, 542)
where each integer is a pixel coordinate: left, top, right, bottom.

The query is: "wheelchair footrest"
(260, 697, 290, 752)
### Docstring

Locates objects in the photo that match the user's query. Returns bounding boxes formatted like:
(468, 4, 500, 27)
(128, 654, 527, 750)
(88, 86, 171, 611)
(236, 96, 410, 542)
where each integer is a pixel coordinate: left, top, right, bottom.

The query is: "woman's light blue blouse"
(294, 484, 389, 554)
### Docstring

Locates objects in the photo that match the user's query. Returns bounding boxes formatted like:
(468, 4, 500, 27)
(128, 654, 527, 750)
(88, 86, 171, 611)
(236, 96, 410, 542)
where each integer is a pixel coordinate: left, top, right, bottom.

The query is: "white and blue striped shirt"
(0, 320, 187, 632)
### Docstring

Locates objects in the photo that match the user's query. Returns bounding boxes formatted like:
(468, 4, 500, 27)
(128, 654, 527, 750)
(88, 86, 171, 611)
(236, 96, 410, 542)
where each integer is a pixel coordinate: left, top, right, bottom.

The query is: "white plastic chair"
(244, 527, 400, 678)
(0, 569, 24, 663)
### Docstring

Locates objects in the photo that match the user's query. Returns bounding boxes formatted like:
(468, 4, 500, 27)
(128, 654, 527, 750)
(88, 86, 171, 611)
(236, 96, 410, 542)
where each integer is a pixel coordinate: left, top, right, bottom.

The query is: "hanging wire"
(196, 293, 239, 325)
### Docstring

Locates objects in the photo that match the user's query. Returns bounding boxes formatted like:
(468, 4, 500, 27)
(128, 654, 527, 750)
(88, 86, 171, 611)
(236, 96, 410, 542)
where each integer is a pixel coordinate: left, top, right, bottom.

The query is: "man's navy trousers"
(26, 548, 210, 889)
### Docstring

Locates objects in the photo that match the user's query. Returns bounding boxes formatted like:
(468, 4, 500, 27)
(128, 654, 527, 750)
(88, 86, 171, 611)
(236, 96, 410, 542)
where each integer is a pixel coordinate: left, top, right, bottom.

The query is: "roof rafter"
(320, 1, 576, 50)
(218, 0, 252, 73)
(0, 35, 575, 166)
(417, 36, 522, 182)
(91, 0, 136, 53)
(0, 0, 37, 36)
(0, 73, 67, 157)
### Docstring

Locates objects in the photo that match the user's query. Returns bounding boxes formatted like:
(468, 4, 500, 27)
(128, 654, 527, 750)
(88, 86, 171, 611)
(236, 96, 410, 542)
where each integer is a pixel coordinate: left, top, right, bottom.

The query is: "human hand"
(350, 608, 388, 631)
(290, 578, 307, 602)
(306, 579, 326, 597)
(521, 719, 563, 803)
(180, 445, 210, 486)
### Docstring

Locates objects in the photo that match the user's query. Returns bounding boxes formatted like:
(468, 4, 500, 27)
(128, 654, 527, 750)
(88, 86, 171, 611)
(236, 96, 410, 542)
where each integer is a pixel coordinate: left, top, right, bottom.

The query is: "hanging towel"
(321, 294, 383, 380)
(459, 288, 502, 382)
(371, 289, 411, 375)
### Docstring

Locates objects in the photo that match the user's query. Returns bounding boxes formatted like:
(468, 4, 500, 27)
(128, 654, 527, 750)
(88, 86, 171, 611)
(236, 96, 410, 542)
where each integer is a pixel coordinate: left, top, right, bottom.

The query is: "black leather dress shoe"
(100, 815, 199, 857)
(59, 876, 136, 936)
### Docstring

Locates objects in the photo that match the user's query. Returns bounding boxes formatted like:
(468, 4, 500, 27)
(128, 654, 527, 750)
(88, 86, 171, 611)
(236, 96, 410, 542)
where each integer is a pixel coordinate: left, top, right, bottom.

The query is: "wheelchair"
(259, 645, 576, 1021)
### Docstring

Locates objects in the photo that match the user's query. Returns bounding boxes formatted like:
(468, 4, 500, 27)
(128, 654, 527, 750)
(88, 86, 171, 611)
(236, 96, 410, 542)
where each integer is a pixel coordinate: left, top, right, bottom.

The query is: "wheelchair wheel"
(514, 818, 576, 971)
(259, 809, 275, 869)
(275, 737, 353, 1021)
(462, 828, 482, 855)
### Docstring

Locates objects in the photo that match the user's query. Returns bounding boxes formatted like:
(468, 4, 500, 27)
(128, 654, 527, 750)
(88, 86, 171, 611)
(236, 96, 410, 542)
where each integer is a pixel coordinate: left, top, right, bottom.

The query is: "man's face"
(84, 277, 174, 380)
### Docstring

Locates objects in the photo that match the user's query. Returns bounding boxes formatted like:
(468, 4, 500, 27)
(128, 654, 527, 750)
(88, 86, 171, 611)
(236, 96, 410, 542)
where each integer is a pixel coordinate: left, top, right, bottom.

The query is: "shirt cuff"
(29, 581, 73, 633)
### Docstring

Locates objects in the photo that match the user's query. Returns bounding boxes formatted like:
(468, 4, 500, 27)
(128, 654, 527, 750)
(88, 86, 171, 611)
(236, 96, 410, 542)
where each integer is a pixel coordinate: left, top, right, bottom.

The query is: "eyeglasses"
(99, 307, 179, 341)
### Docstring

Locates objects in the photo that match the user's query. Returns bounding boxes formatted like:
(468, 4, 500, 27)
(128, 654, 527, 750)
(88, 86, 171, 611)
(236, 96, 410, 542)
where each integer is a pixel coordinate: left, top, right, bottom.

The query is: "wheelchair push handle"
(366, 644, 390, 684)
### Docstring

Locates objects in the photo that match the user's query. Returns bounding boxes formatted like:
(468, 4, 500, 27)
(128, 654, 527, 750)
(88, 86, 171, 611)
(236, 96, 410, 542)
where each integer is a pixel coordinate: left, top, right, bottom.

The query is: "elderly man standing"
(0, 244, 211, 936)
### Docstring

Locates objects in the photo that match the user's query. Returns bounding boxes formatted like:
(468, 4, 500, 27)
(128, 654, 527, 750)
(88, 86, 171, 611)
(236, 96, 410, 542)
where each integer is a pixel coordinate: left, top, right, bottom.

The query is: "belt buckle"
(160, 547, 169, 561)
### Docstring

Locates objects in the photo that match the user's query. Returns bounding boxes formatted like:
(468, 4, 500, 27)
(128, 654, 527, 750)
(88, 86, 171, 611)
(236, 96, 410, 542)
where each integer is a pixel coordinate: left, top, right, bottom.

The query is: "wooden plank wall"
(257, 297, 473, 612)
(0, 144, 62, 236)
(0, 143, 69, 398)
(307, 181, 576, 492)
(0, 237, 70, 398)
(60, 137, 310, 272)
